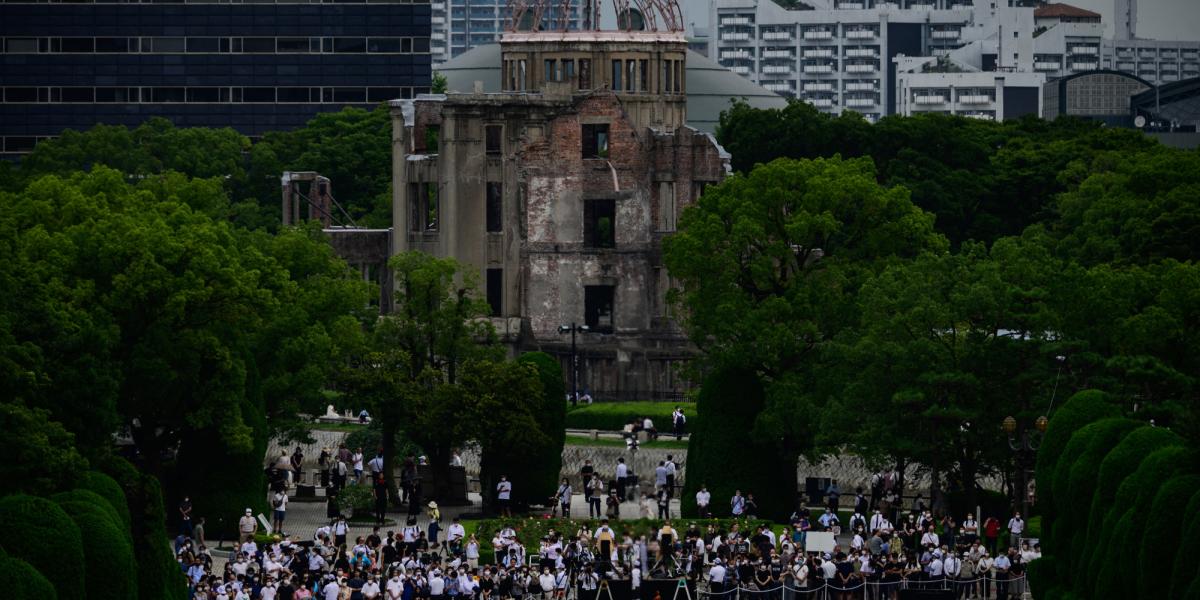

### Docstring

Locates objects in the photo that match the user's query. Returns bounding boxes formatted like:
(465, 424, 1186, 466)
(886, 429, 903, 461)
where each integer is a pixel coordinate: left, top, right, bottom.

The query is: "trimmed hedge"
(1092, 445, 1194, 600)
(1053, 418, 1139, 556)
(0, 494, 86, 599)
(98, 456, 188, 600)
(681, 368, 792, 521)
(1170, 490, 1200, 599)
(565, 402, 697, 432)
(1026, 556, 1057, 600)
(78, 471, 133, 530)
(55, 496, 139, 600)
(0, 556, 58, 600)
(52, 489, 126, 540)
(1034, 390, 1119, 528)
(1075, 425, 1182, 591)
(1139, 475, 1200, 600)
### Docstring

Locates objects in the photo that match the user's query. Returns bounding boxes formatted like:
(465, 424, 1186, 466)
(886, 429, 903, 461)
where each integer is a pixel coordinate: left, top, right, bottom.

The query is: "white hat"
(246, 508, 253, 515)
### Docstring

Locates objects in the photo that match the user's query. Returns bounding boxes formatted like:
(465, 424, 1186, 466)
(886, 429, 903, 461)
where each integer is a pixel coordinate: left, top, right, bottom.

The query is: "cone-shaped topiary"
(0, 555, 58, 600)
(0, 494, 85, 599)
(78, 471, 132, 530)
(1053, 418, 1139, 559)
(55, 497, 139, 600)
(1035, 390, 1119, 529)
(1167, 489, 1200, 599)
(1139, 476, 1200, 600)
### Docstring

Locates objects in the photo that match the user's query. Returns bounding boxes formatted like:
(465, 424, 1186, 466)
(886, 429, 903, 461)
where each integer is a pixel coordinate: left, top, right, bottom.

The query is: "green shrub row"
(564, 402, 696, 432)
(1033, 390, 1199, 600)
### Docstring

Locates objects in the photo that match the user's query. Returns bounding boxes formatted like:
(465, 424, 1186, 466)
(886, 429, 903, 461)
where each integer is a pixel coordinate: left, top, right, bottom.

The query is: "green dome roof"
(436, 45, 788, 133)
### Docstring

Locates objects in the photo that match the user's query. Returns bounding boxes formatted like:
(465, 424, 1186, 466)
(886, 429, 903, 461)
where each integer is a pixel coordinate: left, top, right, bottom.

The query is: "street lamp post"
(1003, 415, 1048, 516)
(558, 323, 590, 406)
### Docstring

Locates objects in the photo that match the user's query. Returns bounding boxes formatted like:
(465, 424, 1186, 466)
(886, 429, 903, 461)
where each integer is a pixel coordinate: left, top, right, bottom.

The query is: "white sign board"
(257, 513, 274, 535)
(805, 532, 836, 554)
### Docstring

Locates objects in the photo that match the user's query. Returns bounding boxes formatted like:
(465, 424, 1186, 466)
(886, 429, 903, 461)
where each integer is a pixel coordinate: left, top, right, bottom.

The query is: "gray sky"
(1068, 0, 1200, 41)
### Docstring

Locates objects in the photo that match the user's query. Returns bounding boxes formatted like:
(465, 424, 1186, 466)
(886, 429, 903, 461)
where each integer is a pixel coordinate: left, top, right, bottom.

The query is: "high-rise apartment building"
(711, 0, 1200, 120)
(0, 0, 433, 158)
(431, 0, 581, 64)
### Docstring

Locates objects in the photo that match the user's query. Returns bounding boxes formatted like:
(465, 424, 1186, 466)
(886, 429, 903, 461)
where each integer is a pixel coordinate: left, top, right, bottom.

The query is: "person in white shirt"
(791, 560, 809, 589)
(921, 527, 940, 549)
(496, 476, 513, 517)
(386, 574, 405, 600)
(353, 449, 365, 483)
(1007, 512, 1025, 551)
(730, 490, 745, 516)
(447, 517, 466, 549)
(322, 577, 341, 600)
(993, 552, 1012, 599)
(362, 575, 382, 599)
(615, 458, 630, 501)
(944, 551, 962, 593)
(428, 573, 446, 599)
(695, 485, 712, 518)
(708, 559, 728, 593)
(368, 452, 385, 478)
(928, 553, 945, 580)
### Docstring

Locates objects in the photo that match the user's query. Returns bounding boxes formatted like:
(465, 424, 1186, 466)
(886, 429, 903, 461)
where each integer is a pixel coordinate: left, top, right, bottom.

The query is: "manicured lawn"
(307, 421, 369, 433)
(564, 435, 689, 449)
(564, 401, 697, 431)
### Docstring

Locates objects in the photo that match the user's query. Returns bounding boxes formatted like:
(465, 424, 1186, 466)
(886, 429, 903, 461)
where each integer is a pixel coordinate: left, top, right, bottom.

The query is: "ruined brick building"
(389, 25, 730, 400)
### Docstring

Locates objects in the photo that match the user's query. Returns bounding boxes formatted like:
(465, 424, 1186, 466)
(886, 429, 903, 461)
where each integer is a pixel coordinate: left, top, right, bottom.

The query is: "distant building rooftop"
(1033, 3, 1101, 19)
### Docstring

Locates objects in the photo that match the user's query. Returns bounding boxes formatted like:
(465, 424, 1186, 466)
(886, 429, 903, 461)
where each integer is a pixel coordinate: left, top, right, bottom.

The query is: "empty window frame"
(485, 124, 502, 154)
(626, 60, 636, 92)
(584, 198, 616, 248)
(584, 285, 615, 333)
(581, 123, 609, 159)
(578, 58, 592, 90)
(486, 268, 503, 317)
(486, 182, 503, 233)
(611, 59, 622, 91)
(408, 182, 439, 231)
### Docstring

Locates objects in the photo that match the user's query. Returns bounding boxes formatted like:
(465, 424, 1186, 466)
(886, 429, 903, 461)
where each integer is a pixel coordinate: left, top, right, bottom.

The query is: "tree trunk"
(382, 414, 399, 505)
(427, 443, 455, 502)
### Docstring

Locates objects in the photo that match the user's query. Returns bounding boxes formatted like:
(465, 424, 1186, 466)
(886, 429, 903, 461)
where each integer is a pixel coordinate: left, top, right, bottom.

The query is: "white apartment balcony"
(846, 63, 877, 73)
(722, 32, 751, 41)
(762, 65, 794, 74)
(931, 29, 960, 39)
(809, 98, 834, 108)
(957, 95, 994, 105)
(914, 95, 948, 105)
(763, 50, 794, 59)
(845, 97, 876, 108)
(1068, 46, 1099, 55)
(721, 50, 752, 59)
(1184, 64, 1200, 74)
(1183, 51, 1199, 60)
(1071, 62, 1099, 70)
(846, 29, 877, 39)
(432, 32, 447, 39)
(804, 49, 834, 58)
(804, 64, 835, 74)
(763, 31, 794, 41)
(721, 17, 751, 25)
(804, 30, 835, 40)
(1116, 61, 1136, 70)
(1161, 73, 1179, 82)
(804, 82, 834, 92)
(432, 16, 446, 24)
(1139, 62, 1157, 70)
(838, 1, 864, 8)
(845, 82, 876, 91)
(1035, 62, 1060, 70)
(730, 65, 752, 74)
(764, 83, 794, 93)
(1161, 51, 1178, 60)
(845, 48, 878, 58)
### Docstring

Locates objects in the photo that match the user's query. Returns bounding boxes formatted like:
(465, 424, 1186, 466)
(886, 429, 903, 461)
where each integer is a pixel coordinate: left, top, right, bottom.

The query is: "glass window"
(368, 87, 401, 102)
(276, 87, 309, 102)
(545, 58, 558, 82)
(150, 37, 186, 52)
(95, 87, 134, 103)
(413, 37, 430, 53)
(61, 88, 95, 102)
(187, 87, 219, 102)
(150, 87, 186, 102)
(242, 87, 275, 102)
(333, 38, 367, 53)
(187, 37, 219, 52)
(94, 38, 131, 52)
(367, 38, 402, 53)
(4, 38, 38, 53)
(640, 59, 648, 92)
(61, 38, 95, 53)
(277, 38, 310, 53)
(563, 58, 575, 81)
(612, 59, 622, 91)
(4, 88, 38, 102)
(333, 87, 366, 102)
(242, 38, 275, 53)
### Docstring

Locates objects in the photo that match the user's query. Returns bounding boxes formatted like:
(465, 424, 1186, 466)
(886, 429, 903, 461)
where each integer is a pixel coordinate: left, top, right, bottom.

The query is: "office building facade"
(0, 0, 433, 157)
(430, 0, 581, 64)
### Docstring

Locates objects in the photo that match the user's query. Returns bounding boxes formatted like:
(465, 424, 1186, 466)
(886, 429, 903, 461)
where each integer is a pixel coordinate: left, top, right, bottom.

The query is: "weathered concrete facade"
(390, 30, 729, 400)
